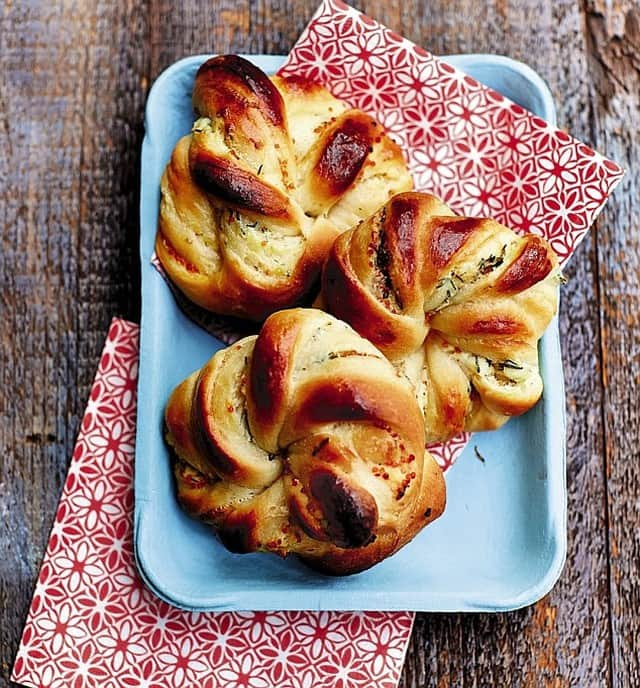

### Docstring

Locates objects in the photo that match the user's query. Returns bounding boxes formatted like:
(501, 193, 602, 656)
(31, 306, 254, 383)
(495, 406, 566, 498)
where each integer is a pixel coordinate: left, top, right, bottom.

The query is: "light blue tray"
(135, 53, 566, 612)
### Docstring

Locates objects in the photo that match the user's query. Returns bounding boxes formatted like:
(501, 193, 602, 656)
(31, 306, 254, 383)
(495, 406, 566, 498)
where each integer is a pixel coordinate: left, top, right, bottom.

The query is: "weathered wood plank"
(0, 0, 148, 684)
(583, 1, 640, 685)
(2, 1, 636, 687)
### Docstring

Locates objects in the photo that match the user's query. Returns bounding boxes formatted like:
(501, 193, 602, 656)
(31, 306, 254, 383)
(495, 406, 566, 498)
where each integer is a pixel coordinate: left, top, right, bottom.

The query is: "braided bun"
(320, 192, 561, 442)
(156, 55, 412, 321)
(164, 308, 445, 575)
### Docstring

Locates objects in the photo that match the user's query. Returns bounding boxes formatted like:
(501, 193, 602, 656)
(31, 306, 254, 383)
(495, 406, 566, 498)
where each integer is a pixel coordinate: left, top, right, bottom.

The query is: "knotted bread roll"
(164, 308, 445, 575)
(156, 55, 412, 321)
(319, 192, 562, 442)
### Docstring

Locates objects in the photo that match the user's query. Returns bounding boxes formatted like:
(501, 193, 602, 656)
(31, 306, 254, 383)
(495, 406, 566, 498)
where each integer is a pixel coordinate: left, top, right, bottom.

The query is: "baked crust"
(319, 192, 561, 441)
(165, 308, 445, 575)
(156, 55, 412, 321)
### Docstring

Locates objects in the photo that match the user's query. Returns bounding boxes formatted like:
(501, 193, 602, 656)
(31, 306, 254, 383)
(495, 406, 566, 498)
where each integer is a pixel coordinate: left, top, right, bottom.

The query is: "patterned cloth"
(11, 320, 415, 688)
(277, 0, 623, 469)
(280, 0, 623, 264)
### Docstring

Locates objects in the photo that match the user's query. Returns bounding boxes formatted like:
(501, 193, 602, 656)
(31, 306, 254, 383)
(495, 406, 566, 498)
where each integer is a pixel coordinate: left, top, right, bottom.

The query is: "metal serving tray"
(135, 53, 566, 612)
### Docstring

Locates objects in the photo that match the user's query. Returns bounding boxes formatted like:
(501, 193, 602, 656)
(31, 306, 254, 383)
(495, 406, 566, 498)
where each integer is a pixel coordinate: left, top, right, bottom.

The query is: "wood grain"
(584, 1, 640, 685)
(1, 1, 638, 687)
(0, 0, 146, 683)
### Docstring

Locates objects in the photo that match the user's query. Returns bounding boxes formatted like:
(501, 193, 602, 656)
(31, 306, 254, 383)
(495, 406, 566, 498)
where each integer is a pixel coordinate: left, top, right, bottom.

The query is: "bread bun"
(156, 55, 412, 321)
(164, 308, 445, 575)
(320, 192, 561, 441)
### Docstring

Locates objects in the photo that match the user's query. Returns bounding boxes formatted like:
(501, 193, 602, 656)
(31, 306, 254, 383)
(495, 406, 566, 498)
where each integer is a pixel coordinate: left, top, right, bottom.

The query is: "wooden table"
(2, 1, 638, 686)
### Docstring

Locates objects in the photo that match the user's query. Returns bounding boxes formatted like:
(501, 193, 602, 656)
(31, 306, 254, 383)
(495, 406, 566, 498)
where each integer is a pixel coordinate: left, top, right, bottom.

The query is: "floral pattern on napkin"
(279, 0, 624, 265)
(276, 0, 623, 469)
(11, 319, 414, 688)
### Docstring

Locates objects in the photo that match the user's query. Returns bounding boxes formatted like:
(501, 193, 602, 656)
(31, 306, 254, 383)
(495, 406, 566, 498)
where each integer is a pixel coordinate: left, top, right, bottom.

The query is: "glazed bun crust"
(320, 192, 561, 442)
(165, 308, 445, 575)
(156, 55, 412, 321)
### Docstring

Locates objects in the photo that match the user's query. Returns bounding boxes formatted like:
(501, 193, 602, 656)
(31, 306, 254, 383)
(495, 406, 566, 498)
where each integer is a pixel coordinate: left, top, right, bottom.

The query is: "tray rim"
(135, 52, 566, 613)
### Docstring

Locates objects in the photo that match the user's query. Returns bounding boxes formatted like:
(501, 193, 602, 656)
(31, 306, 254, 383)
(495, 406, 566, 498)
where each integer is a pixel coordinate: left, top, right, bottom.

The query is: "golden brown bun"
(164, 308, 445, 575)
(156, 55, 413, 321)
(320, 192, 561, 442)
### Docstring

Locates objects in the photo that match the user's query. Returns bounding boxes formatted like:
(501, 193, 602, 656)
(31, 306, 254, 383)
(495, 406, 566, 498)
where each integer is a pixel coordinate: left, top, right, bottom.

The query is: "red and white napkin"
(13, 1, 623, 686)
(278, 0, 623, 469)
(280, 0, 623, 267)
(11, 320, 415, 688)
